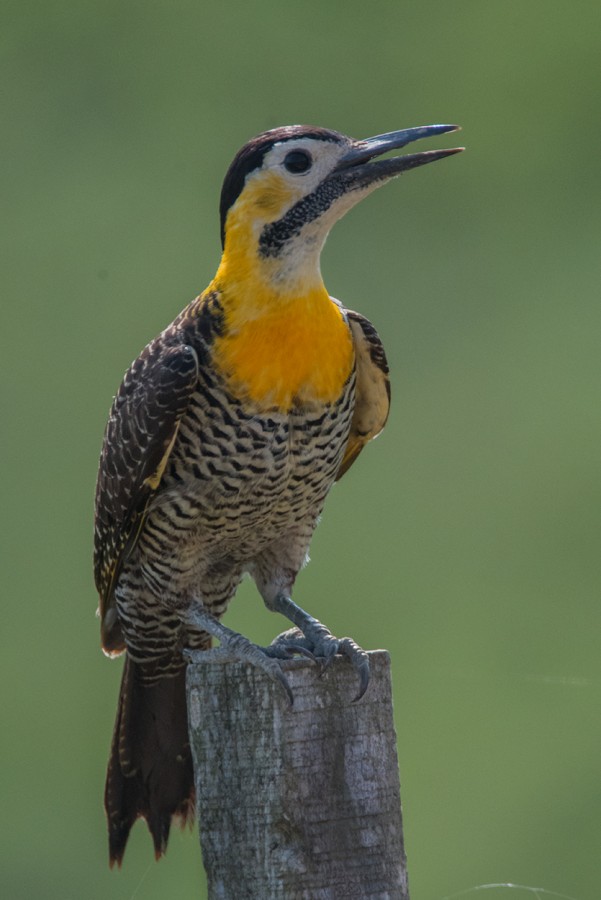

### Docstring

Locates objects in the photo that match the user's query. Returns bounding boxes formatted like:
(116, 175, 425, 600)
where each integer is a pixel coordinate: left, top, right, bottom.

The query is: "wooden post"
(186, 649, 409, 899)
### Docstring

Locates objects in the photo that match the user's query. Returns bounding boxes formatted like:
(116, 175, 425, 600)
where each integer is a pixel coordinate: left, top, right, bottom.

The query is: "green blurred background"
(2, 0, 600, 897)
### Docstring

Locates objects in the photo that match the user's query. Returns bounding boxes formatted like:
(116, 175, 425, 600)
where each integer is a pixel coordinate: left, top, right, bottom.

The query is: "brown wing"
(337, 308, 391, 480)
(94, 338, 199, 654)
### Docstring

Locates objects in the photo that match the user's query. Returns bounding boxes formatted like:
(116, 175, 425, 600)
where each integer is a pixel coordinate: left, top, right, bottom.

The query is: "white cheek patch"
(262, 139, 350, 196)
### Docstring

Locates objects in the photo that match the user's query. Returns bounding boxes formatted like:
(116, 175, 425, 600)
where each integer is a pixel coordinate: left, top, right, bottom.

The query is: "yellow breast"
(211, 284, 354, 411)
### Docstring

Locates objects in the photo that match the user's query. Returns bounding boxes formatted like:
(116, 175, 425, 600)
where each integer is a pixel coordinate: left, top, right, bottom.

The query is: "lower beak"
(333, 124, 463, 187)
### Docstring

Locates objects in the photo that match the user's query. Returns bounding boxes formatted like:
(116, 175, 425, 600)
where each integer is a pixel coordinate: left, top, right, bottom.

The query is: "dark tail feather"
(105, 655, 194, 867)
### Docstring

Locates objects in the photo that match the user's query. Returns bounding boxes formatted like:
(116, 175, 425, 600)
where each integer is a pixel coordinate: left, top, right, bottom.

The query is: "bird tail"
(105, 654, 194, 867)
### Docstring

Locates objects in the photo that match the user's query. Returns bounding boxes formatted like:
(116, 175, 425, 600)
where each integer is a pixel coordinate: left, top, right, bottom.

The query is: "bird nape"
(94, 122, 463, 866)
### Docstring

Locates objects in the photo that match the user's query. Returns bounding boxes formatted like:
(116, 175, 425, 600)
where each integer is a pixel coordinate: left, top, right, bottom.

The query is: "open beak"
(333, 124, 464, 187)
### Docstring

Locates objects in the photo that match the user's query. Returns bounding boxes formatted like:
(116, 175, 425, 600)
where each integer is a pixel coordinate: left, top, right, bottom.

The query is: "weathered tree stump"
(186, 649, 409, 899)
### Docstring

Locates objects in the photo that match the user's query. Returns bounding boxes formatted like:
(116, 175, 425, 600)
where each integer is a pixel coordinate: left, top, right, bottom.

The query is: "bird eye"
(283, 150, 312, 174)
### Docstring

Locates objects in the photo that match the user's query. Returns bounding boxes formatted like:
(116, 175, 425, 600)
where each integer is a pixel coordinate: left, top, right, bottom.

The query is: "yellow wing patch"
(337, 308, 390, 480)
(143, 425, 181, 490)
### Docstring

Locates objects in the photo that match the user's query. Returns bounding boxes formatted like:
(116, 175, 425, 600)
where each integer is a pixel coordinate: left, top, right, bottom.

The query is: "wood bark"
(187, 649, 409, 899)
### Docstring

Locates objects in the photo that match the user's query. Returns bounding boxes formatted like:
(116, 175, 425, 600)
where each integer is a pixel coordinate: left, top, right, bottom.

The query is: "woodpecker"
(94, 122, 462, 866)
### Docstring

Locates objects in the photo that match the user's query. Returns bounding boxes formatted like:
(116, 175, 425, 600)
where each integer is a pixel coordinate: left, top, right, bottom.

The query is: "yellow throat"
(208, 173, 354, 411)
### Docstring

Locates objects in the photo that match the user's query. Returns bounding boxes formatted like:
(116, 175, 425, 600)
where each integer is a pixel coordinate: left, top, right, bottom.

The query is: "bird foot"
(184, 602, 295, 704)
(266, 622, 370, 702)
(184, 600, 370, 704)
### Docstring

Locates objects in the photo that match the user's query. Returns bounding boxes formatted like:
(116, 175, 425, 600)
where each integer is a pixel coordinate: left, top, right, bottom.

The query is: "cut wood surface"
(187, 649, 409, 899)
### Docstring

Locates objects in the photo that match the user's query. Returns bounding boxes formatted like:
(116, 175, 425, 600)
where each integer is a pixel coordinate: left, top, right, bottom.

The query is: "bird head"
(216, 123, 463, 295)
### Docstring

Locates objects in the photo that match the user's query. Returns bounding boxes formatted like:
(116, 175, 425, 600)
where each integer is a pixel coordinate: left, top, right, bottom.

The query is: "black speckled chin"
(258, 175, 354, 258)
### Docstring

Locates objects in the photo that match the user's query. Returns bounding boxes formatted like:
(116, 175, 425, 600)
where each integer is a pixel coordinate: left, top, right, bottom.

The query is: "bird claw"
(184, 603, 296, 704)
(285, 644, 317, 662)
(184, 602, 369, 705)
(337, 637, 370, 701)
(312, 633, 370, 700)
(267, 623, 370, 700)
(265, 629, 317, 663)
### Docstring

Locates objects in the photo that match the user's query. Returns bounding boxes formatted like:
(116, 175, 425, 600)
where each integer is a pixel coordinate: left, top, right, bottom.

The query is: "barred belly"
(115, 365, 355, 663)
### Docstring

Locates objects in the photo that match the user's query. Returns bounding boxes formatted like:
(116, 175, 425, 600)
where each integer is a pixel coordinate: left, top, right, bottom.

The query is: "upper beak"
(333, 124, 464, 185)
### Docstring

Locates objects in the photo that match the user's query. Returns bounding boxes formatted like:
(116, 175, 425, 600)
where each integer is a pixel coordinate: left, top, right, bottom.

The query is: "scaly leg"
(184, 599, 295, 704)
(265, 594, 370, 701)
